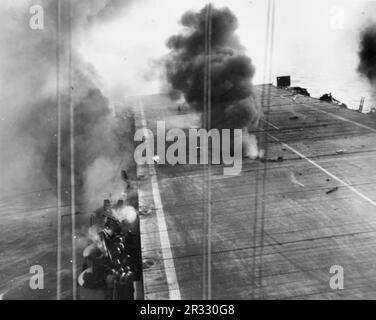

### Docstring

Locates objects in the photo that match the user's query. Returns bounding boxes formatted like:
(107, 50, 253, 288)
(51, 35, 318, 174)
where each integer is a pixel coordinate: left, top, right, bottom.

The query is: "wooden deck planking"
(137, 85, 376, 299)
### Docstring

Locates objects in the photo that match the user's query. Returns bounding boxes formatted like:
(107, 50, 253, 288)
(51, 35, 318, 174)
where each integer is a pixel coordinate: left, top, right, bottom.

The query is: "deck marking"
(267, 131, 376, 207)
(262, 118, 280, 130)
(264, 106, 376, 207)
(304, 104, 376, 133)
(138, 99, 181, 300)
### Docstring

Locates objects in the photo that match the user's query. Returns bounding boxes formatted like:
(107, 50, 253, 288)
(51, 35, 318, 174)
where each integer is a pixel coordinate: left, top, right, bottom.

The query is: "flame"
(112, 205, 138, 225)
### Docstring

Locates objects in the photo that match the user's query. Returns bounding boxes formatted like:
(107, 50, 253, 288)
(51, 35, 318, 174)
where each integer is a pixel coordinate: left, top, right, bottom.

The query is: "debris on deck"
(326, 186, 339, 194)
(319, 93, 347, 108)
(287, 86, 310, 96)
(263, 156, 284, 163)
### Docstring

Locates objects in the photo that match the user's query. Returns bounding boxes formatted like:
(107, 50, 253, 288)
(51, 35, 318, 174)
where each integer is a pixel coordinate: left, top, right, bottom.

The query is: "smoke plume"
(0, 0, 136, 207)
(358, 23, 376, 84)
(0, 0, 140, 299)
(164, 5, 262, 131)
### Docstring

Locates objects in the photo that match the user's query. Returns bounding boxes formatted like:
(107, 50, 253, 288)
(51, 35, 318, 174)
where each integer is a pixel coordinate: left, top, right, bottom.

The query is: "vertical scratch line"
(56, 0, 62, 301)
(68, 0, 77, 300)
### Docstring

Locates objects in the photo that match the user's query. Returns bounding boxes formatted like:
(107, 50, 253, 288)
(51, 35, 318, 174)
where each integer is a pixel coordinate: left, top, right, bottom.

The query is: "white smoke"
(113, 205, 137, 224)
(242, 129, 262, 159)
(83, 157, 126, 209)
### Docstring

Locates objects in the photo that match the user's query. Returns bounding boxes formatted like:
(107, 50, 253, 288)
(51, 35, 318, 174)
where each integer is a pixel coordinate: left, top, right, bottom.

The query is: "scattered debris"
(287, 86, 310, 96)
(177, 102, 189, 112)
(121, 170, 129, 181)
(319, 93, 347, 108)
(139, 206, 152, 216)
(78, 197, 141, 300)
(320, 93, 333, 102)
(326, 186, 339, 194)
(142, 259, 155, 270)
(263, 156, 284, 163)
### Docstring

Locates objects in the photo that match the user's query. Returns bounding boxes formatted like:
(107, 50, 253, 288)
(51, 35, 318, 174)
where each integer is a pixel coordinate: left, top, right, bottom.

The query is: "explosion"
(164, 5, 262, 130)
(164, 5, 262, 158)
(112, 205, 138, 226)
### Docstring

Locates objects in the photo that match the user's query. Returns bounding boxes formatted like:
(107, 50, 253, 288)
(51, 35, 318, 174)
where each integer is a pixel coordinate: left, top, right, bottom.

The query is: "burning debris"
(0, 0, 142, 300)
(78, 198, 141, 300)
(164, 5, 262, 157)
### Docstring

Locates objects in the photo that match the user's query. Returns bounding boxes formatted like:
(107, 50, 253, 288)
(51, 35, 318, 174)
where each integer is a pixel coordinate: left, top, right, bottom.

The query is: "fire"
(112, 206, 138, 225)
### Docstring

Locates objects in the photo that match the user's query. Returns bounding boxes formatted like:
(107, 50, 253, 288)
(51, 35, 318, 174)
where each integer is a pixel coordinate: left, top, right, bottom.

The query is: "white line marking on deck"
(267, 131, 376, 207)
(262, 119, 280, 130)
(264, 112, 376, 207)
(305, 104, 376, 133)
(138, 99, 182, 300)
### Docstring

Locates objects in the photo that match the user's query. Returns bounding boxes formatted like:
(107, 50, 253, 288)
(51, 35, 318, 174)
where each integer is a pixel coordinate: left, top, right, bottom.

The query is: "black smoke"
(358, 23, 376, 84)
(164, 5, 261, 130)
